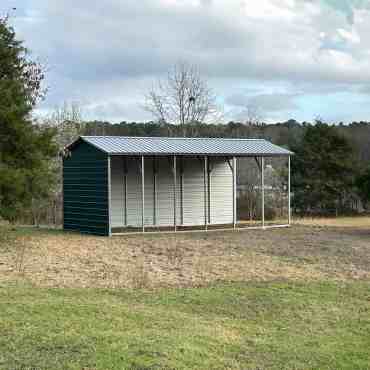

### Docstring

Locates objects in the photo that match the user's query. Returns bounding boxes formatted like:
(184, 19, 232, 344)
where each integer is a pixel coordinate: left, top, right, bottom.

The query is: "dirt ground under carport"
(1, 222, 370, 288)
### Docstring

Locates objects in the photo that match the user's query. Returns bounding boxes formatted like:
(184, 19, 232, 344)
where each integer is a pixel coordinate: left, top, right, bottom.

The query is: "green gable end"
(63, 139, 109, 236)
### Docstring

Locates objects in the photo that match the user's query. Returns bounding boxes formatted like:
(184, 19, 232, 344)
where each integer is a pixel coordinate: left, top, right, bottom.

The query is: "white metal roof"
(73, 136, 293, 156)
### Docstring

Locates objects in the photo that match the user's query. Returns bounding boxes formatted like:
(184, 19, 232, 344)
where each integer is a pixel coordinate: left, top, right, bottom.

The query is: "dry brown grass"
(1, 224, 369, 288)
(294, 215, 370, 228)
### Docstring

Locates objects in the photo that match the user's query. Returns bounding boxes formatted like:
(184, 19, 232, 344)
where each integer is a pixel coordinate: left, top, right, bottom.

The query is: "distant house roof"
(68, 136, 293, 156)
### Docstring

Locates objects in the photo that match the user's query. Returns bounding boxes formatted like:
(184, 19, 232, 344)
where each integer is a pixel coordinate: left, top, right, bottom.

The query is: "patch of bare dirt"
(1, 225, 369, 288)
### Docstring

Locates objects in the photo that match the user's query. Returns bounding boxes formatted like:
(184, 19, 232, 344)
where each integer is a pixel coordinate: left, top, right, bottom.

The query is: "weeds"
(166, 240, 185, 269)
(0, 224, 16, 252)
(0, 225, 28, 276)
(13, 237, 27, 275)
(129, 257, 151, 289)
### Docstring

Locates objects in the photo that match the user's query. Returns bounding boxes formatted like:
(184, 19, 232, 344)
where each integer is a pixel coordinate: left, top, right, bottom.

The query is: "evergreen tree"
(291, 123, 356, 215)
(0, 16, 57, 221)
(356, 167, 370, 209)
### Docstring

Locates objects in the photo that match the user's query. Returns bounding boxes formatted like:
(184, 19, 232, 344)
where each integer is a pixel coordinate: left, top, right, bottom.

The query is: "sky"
(3, 0, 370, 123)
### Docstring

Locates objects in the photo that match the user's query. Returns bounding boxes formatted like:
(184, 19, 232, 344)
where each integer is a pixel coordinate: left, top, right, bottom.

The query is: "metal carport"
(63, 136, 293, 236)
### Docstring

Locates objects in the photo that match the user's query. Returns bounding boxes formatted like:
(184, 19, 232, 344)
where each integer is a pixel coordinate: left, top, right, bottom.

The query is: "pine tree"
(356, 167, 370, 209)
(291, 123, 356, 215)
(0, 16, 57, 221)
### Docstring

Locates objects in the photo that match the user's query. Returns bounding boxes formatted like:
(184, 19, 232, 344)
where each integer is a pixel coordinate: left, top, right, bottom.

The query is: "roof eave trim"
(107, 151, 293, 156)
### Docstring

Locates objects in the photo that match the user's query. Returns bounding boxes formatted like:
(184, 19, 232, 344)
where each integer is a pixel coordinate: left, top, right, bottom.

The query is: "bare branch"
(242, 104, 264, 126)
(144, 62, 219, 134)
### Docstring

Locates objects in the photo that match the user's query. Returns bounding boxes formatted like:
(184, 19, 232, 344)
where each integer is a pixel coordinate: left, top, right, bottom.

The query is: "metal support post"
(261, 157, 265, 229)
(141, 156, 145, 232)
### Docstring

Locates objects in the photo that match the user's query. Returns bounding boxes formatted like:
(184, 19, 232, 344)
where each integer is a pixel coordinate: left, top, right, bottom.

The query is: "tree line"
(83, 118, 370, 215)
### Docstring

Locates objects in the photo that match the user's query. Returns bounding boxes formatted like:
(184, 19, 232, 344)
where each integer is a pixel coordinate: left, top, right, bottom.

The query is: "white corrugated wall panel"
(126, 157, 142, 226)
(143, 158, 154, 226)
(110, 156, 233, 227)
(209, 158, 233, 224)
(182, 157, 205, 226)
(110, 156, 125, 227)
(156, 158, 177, 226)
(125, 157, 155, 226)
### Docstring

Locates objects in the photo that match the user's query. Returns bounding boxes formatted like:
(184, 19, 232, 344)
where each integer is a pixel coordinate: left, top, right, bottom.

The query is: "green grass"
(1, 281, 369, 369)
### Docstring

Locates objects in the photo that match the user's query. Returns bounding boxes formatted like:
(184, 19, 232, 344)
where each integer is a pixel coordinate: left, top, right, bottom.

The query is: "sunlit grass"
(0, 281, 369, 369)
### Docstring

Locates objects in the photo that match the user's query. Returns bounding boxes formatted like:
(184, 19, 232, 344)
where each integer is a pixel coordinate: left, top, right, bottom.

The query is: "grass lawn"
(1, 221, 370, 369)
(1, 281, 370, 370)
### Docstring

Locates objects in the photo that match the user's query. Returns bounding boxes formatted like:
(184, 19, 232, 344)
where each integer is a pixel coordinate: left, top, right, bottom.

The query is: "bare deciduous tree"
(243, 104, 264, 126)
(41, 101, 85, 225)
(144, 62, 219, 136)
(48, 101, 84, 149)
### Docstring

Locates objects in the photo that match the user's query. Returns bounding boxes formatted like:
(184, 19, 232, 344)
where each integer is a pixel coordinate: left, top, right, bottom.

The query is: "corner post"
(141, 155, 145, 233)
(232, 156, 237, 229)
(153, 157, 157, 227)
(207, 157, 211, 224)
(204, 156, 208, 230)
(180, 157, 184, 226)
(123, 157, 127, 227)
(261, 156, 265, 229)
(288, 155, 291, 225)
(108, 156, 112, 236)
(173, 155, 177, 232)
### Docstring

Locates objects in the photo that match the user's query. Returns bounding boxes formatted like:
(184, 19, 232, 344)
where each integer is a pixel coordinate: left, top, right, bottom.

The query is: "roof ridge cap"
(82, 136, 264, 141)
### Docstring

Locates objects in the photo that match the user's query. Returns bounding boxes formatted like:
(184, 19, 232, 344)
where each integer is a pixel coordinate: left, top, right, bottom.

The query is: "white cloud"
(6, 0, 370, 122)
(337, 28, 360, 43)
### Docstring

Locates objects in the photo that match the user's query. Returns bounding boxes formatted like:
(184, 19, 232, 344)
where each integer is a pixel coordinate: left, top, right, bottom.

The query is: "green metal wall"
(63, 140, 109, 236)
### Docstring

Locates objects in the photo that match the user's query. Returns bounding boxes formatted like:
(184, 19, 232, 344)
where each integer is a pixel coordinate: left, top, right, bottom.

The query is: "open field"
(1, 220, 370, 369)
(1, 223, 370, 288)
